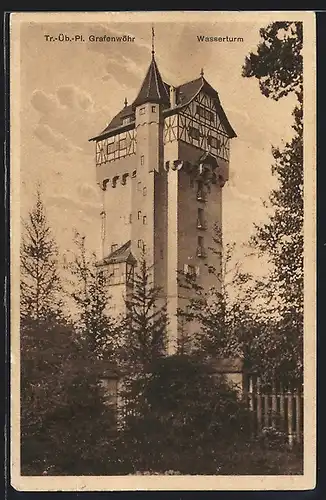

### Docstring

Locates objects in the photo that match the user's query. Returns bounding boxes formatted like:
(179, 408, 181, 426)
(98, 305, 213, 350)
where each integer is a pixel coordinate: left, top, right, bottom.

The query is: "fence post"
(256, 376, 262, 433)
(263, 394, 269, 428)
(248, 376, 254, 411)
(271, 381, 277, 428)
(279, 382, 285, 433)
(295, 389, 302, 444)
(287, 390, 294, 448)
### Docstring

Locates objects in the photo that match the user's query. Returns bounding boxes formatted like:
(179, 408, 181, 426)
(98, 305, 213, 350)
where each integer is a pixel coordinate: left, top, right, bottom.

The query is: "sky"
(18, 15, 297, 267)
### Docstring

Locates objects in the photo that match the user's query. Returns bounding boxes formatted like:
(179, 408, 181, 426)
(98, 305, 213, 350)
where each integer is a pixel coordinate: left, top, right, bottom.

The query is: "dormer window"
(140, 107, 146, 115)
(111, 243, 118, 253)
(151, 106, 156, 113)
(122, 117, 131, 126)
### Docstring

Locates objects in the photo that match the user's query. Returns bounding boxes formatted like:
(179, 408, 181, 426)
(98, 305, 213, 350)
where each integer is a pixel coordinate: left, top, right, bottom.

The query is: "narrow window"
(143, 186, 147, 196)
(140, 107, 146, 115)
(112, 264, 120, 276)
(137, 239, 143, 249)
(197, 236, 206, 258)
(140, 155, 145, 165)
(197, 208, 205, 228)
(188, 126, 200, 141)
(138, 210, 141, 220)
(129, 213, 132, 223)
(188, 265, 196, 277)
(197, 181, 206, 201)
(143, 216, 147, 225)
(119, 138, 126, 150)
(208, 135, 219, 149)
(111, 243, 118, 253)
(151, 105, 156, 113)
(107, 141, 115, 154)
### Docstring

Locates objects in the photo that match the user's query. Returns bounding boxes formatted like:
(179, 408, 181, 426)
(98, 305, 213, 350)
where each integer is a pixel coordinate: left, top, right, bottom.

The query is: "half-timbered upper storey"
(89, 56, 236, 165)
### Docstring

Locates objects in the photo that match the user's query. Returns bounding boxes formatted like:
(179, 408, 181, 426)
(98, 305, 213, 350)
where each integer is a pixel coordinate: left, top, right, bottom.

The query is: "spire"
(151, 25, 155, 56)
(200, 67, 204, 78)
(132, 35, 170, 109)
(124, 97, 128, 107)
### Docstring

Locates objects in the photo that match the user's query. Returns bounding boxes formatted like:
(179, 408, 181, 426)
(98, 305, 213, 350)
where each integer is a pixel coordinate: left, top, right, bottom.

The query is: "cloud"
(57, 85, 94, 111)
(34, 124, 75, 153)
(30, 86, 109, 154)
(47, 193, 101, 219)
(77, 182, 100, 202)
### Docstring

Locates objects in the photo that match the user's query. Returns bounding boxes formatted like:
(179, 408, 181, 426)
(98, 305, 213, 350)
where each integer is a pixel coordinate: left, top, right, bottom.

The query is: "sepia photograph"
(9, 11, 316, 491)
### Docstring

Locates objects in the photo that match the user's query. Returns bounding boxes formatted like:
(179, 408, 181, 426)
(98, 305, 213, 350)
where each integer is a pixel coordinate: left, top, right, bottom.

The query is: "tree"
(118, 257, 168, 375)
(242, 21, 303, 385)
(242, 21, 303, 101)
(66, 232, 116, 359)
(178, 225, 260, 365)
(116, 354, 251, 474)
(20, 189, 62, 323)
(20, 319, 117, 475)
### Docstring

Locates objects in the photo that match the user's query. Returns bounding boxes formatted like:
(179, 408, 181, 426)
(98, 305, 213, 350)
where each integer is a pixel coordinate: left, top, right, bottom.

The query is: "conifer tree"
(242, 21, 303, 384)
(67, 232, 116, 359)
(20, 189, 62, 323)
(119, 257, 168, 374)
(178, 225, 259, 363)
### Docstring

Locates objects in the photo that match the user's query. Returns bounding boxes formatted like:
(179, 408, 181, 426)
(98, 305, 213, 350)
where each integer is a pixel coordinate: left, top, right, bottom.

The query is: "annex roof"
(97, 240, 137, 266)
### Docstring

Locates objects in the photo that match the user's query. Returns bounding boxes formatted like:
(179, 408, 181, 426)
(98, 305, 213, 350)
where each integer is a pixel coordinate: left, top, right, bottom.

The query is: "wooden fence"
(244, 375, 304, 446)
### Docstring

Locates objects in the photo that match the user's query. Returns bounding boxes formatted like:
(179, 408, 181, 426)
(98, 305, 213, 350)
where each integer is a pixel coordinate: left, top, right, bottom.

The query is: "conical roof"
(132, 54, 170, 109)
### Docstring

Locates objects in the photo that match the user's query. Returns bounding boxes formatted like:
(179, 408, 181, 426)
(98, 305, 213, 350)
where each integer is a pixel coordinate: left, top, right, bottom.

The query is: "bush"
(114, 354, 252, 475)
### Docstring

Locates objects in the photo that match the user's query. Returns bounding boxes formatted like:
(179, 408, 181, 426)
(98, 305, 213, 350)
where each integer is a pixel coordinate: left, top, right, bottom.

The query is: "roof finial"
(151, 25, 155, 56)
(200, 67, 204, 78)
(124, 97, 128, 108)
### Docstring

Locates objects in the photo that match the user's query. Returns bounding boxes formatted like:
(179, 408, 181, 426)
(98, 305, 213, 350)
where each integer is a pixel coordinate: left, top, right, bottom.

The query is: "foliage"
(20, 189, 62, 323)
(178, 225, 262, 366)
(242, 21, 304, 385)
(115, 354, 252, 475)
(118, 257, 168, 374)
(66, 232, 116, 359)
(242, 21, 303, 100)
(20, 318, 116, 475)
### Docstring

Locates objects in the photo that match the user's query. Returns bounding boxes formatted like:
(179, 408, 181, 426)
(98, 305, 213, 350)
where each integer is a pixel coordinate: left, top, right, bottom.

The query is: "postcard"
(9, 10, 316, 491)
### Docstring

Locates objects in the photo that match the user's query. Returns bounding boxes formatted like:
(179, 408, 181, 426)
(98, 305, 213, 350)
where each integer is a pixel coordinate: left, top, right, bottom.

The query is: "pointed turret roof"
(132, 54, 170, 109)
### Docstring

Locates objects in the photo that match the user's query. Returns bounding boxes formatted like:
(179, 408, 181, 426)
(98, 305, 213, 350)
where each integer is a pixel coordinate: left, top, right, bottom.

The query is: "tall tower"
(89, 49, 236, 353)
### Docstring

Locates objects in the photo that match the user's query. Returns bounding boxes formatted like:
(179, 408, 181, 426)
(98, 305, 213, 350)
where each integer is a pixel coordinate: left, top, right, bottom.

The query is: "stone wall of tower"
(164, 140, 180, 353)
(132, 102, 162, 272)
(163, 139, 228, 352)
(97, 154, 135, 258)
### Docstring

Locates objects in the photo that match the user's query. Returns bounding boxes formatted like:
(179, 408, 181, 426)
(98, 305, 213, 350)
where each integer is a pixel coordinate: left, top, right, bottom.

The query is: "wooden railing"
(244, 375, 304, 446)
